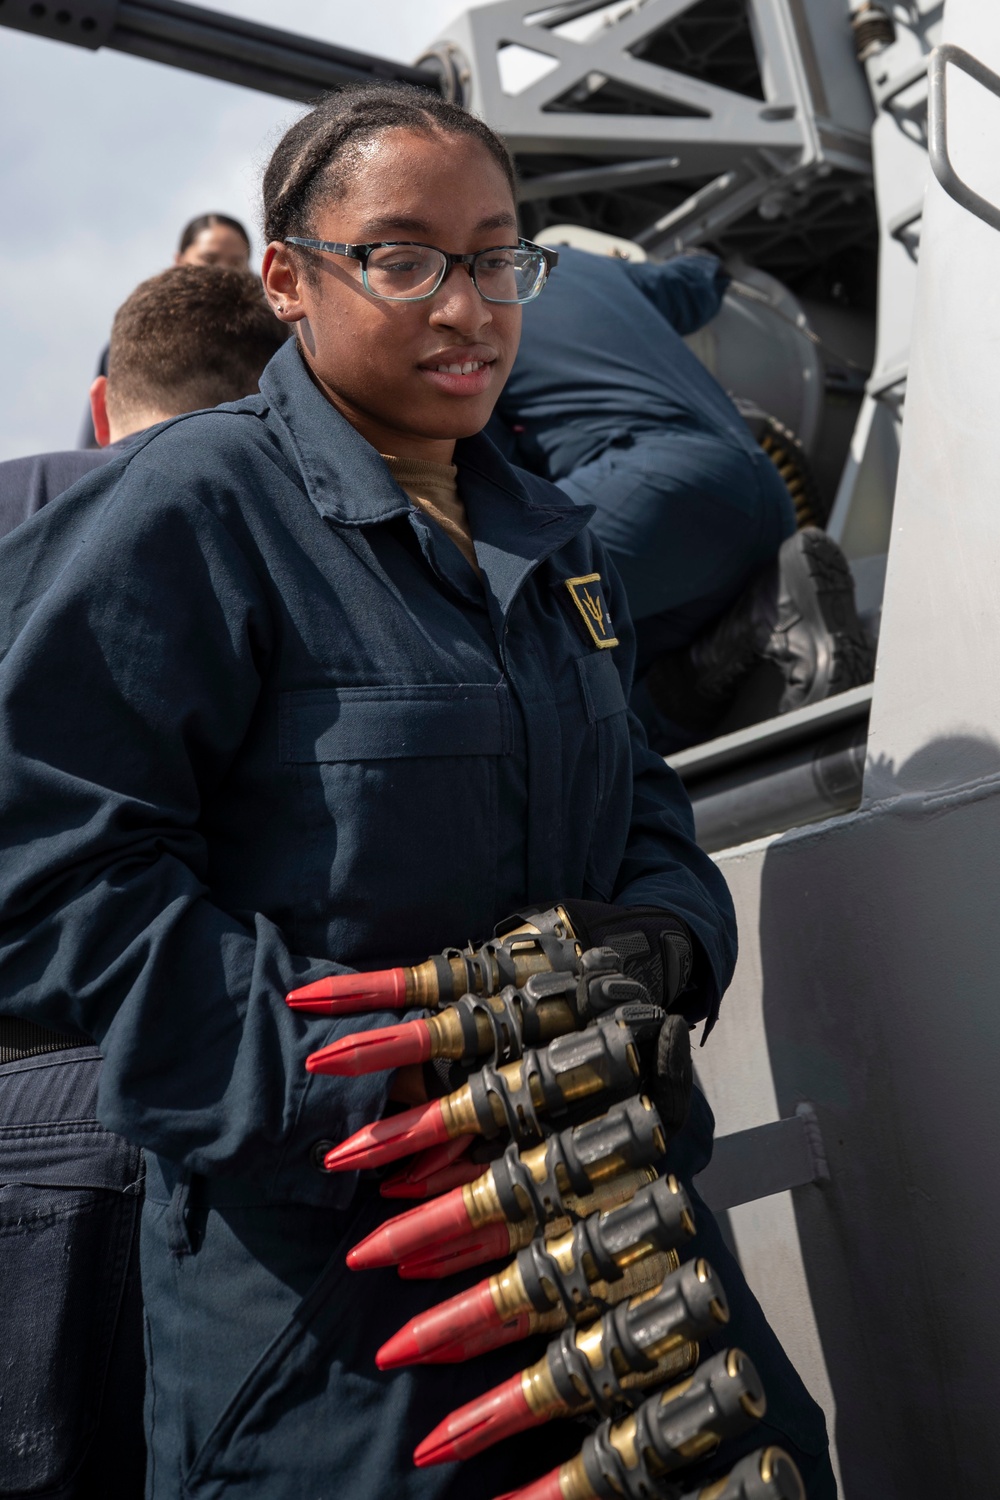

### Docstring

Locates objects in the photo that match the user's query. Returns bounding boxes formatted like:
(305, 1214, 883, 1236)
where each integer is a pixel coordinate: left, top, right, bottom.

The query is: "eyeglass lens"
(364, 245, 547, 302)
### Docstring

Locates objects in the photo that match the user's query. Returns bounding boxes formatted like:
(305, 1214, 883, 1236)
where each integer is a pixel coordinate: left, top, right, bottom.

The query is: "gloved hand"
(559, 899, 696, 1012)
(651, 1011, 693, 1147)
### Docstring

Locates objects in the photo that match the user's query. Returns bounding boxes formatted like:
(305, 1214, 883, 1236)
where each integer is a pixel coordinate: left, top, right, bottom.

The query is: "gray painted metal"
(695, 3, 1000, 1493)
(929, 42, 1000, 233)
(669, 688, 870, 852)
(694, 1103, 829, 1212)
(682, 722, 867, 852)
(825, 3, 941, 568)
(428, 0, 874, 261)
(670, 682, 872, 781)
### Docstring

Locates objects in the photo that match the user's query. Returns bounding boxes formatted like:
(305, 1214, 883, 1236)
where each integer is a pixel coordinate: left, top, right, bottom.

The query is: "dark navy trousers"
(558, 431, 797, 751)
(0, 1048, 145, 1498)
(140, 1157, 588, 1499)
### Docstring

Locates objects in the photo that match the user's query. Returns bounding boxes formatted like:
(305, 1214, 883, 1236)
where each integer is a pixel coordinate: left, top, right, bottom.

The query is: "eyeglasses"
(283, 236, 558, 304)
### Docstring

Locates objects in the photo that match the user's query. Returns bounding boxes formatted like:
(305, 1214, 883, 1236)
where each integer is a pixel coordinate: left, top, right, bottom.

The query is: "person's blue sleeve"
(0, 463, 394, 1207)
(622, 253, 731, 336)
(597, 541, 738, 1033)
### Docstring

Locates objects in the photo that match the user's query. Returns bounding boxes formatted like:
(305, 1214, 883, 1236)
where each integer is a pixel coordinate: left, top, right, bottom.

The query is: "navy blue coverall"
(0, 340, 829, 1497)
(496, 248, 797, 723)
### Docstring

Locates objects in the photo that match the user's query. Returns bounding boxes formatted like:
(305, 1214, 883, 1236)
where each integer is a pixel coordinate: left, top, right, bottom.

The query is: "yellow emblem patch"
(564, 573, 619, 649)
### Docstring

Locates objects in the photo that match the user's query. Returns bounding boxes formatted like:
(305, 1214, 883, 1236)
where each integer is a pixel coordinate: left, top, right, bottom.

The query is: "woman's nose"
(429, 264, 493, 332)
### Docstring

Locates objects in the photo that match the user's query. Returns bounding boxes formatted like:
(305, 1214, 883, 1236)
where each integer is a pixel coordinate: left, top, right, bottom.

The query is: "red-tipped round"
(492, 1468, 565, 1500)
(381, 1161, 485, 1199)
(376, 1280, 502, 1369)
(414, 1372, 543, 1466)
(285, 967, 409, 1015)
(380, 1136, 478, 1198)
(401, 1314, 532, 1364)
(347, 1185, 474, 1270)
(323, 1099, 450, 1174)
(400, 1135, 473, 1177)
(398, 1223, 513, 1279)
(305, 1019, 433, 1077)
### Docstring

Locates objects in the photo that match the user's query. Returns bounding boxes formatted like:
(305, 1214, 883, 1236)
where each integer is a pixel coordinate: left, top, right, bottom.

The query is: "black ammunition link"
(548, 1318, 629, 1414)
(433, 951, 469, 1004)
(452, 992, 524, 1066)
(573, 948, 654, 1022)
(578, 1171, 694, 1283)
(516, 1172, 694, 1316)
(546, 1259, 729, 1417)
(500, 932, 581, 988)
(565, 1093, 663, 1183)
(491, 1095, 664, 1226)
(486, 906, 582, 990)
(459, 957, 654, 1068)
(514, 954, 652, 1025)
(678, 1448, 804, 1500)
(466, 1006, 661, 1146)
(620, 1257, 728, 1361)
(468, 1049, 544, 1141)
(580, 1350, 765, 1500)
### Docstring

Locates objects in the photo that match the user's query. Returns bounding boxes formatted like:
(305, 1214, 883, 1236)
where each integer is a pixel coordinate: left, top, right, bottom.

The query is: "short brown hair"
(106, 265, 287, 426)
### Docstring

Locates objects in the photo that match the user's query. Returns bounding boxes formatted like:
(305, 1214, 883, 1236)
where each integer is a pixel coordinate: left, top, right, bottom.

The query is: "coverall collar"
(457, 439, 593, 626)
(258, 340, 595, 622)
(259, 341, 412, 527)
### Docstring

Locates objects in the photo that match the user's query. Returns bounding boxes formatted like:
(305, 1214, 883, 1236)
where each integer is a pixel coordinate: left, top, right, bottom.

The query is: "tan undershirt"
(382, 453, 481, 580)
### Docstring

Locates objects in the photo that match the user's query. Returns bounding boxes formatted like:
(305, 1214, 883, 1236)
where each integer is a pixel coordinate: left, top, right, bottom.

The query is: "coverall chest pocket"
(280, 684, 510, 952)
(575, 651, 632, 901)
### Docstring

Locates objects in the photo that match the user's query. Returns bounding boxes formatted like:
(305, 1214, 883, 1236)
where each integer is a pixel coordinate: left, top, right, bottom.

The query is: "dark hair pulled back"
(262, 83, 517, 248)
(178, 213, 251, 255)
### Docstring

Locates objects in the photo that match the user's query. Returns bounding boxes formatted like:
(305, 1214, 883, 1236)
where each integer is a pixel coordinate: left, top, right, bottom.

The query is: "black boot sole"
(778, 528, 874, 710)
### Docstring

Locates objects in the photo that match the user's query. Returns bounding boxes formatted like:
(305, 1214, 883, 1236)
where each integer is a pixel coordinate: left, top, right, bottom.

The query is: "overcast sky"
(0, 2, 483, 460)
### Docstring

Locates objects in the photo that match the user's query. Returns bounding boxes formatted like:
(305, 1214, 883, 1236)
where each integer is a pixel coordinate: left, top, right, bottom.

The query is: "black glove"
(651, 1011, 693, 1146)
(560, 899, 695, 1011)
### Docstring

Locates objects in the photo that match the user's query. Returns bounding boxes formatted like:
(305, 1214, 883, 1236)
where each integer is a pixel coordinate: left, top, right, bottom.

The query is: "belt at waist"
(0, 1014, 92, 1064)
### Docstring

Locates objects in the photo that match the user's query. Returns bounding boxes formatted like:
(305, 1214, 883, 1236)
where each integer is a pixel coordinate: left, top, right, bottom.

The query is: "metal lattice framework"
(421, 0, 878, 299)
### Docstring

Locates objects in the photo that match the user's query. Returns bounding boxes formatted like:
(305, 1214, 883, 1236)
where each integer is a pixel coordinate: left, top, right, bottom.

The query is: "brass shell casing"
(424, 1007, 493, 1060)
(462, 1157, 656, 1238)
(404, 955, 469, 1010)
(555, 1454, 596, 1500)
(488, 1246, 679, 1328)
(488, 1259, 533, 1324)
(520, 1355, 563, 1419)
(462, 1172, 505, 1229)
(525, 1306, 568, 1338)
(438, 1084, 484, 1139)
(424, 994, 578, 1063)
(560, 1166, 659, 1229)
(405, 905, 580, 1010)
(485, 904, 581, 994)
(518, 1333, 697, 1422)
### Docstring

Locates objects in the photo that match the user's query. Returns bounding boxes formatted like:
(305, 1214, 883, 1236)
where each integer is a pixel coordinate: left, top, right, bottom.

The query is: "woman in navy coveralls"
(0, 87, 833, 1497)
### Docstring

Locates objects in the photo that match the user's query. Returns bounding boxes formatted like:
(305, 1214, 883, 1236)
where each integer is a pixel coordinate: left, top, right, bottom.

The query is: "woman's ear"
(262, 242, 307, 323)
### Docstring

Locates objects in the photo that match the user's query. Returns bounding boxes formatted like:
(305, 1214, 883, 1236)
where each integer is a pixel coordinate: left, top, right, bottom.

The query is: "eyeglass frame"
(283, 235, 558, 304)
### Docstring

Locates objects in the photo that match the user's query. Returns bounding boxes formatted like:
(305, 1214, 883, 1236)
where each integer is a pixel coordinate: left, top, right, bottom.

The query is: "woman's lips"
(417, 361, 495, 397)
